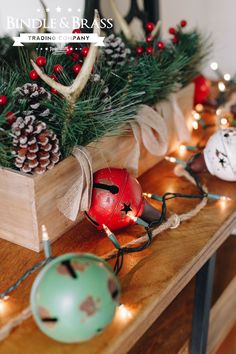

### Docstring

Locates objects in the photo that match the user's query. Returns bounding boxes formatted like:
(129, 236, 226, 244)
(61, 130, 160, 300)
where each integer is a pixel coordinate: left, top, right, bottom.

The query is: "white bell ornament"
(203, 128, 236, 182)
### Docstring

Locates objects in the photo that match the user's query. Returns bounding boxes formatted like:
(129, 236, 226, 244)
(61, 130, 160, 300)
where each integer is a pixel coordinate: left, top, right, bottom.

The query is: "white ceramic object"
(204, 128, 236, 182)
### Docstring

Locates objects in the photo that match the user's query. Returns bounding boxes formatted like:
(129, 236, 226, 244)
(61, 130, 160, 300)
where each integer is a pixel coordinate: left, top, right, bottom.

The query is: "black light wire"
(113, 164, 207, 274)
(0, 257, 54, 300)
(0, 165, 207, 294)
(113, 226, 153, 275)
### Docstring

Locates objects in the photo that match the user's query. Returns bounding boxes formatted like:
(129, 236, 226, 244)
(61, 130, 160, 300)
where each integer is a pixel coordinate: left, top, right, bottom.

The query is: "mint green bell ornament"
(30, 253, 120, 343)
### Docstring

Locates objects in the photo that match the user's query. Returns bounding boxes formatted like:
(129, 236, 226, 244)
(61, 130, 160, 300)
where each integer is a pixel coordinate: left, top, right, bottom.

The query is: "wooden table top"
(0, 124, 236, 354)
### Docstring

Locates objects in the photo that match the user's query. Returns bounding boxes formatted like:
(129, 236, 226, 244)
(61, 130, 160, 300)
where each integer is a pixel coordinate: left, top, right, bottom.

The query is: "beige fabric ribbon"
(57, 146, 93, 221)
(58, 97, 190, 219)
(124, 104, 168, 175)
(169, 94, 191, 143)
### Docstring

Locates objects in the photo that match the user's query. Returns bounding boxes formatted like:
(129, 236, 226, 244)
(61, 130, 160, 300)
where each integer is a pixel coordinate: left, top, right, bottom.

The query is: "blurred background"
(0, 0, 235, 77)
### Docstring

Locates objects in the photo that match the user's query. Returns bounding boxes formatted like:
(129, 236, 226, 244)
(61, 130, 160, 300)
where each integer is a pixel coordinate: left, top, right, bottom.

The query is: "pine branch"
(44, 84, 143, 157)
(172, 30, 211, 86)
(0, 25, 211, 172)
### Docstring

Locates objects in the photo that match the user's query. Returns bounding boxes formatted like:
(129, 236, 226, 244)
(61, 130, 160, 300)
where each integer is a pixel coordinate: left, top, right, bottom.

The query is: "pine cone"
(104, 34, 131, 68)
(15, 83, 51, 118)
(12, 115, 61, 175)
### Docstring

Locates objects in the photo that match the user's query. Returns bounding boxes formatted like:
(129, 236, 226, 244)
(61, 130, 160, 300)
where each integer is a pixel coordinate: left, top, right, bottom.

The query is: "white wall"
(0, 0, 236, 77)
(160, 0, 236, 77)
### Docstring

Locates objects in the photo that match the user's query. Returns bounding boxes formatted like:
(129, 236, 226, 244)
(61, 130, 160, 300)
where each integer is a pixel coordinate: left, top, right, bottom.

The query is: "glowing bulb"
(103, 224, 113, 237)
(192, 111, 201, 120)
(192, 121, 199, 130)
(118, 304, 132, 320)
(0, 296, 9, 313)
(195, 104, 204, 112)
(179, 145, 187, 156)
(0, 301, 5, 311)
(127, 212, 136, 222)
(41, 225, 51, 259)
(143, 192, 152, 198)
(208, 193, 232, 201)
(220, 196, 232, 201)
(0, 296, 9, 301)
(218, 81, 226, 92)
(179, 144, 187, 153)
(165, 156, 187, 167)
(216, 108, 222, 116)
(127, 212, 149, 227)
(165, 156, 176, 163)
(224, 73, 231, 81)
(143, 193, 162, 202)
(220, 117, 228, 126)
(42, 225, 49, 241)
(102, 224, 121, 249)
(210, 62, 218, 71)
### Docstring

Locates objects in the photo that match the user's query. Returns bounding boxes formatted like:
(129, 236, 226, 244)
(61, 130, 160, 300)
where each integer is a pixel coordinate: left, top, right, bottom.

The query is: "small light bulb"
(195, 104, 204, 112)
(0, 296, 9, 301)
(143, 192, 152, 198)
(179, 144, 187, 152)
(220, 117, 228, 126)
(208, 193, 232, 201)
(127, 212, 149, 227)
(216, 108, 222, 116)
(103, 224, 113, 236)
(118, 304, 132, 320)
(42, 225, 49, 241)
(165, 156, 187, 167)
(127, 212, 136, 222)
(0, 296, 9, 312)
(192, 121, 199, 130)
(165, 156, 176, 163)
(220, 196, 231, 201)
(224, 73, 231, 81)
(218, 81, 226, 92)
(102, 224, 121, 249)
(192, 111, 201, 120)
(210, 62, 218, 71)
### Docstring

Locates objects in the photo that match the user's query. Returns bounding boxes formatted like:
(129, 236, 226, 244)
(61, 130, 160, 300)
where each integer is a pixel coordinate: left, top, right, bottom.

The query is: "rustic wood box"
(0, 84, 194, 251)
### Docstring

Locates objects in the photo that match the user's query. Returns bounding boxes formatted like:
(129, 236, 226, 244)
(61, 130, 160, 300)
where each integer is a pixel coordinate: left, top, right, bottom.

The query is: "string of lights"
(0, 160, 212, 298)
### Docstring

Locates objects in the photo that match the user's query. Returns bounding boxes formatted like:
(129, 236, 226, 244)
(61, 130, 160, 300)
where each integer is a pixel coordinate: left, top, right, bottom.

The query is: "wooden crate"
(0, 84, 194, 251)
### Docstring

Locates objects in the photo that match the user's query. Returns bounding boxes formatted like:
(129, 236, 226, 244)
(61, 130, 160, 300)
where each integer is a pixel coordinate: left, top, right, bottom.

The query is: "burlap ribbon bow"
(124, 104, 168, 175)
(57, 146, 93, 221)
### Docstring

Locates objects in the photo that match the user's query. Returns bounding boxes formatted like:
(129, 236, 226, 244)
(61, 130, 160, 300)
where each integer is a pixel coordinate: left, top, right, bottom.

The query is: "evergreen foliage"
(0, 23, 210, 172)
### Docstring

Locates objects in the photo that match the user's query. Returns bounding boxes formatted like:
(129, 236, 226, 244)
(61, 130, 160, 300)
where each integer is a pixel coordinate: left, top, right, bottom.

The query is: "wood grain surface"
(178, 275, 236, 354)
(129, 236, 236, 354)
(0, 138, 235, 354)
(0, 85, 194, 251)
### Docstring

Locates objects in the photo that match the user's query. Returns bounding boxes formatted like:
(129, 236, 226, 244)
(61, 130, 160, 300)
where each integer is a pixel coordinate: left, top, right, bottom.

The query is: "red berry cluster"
(168, 20, 187, 44)
(0, 94, 16, 125)
(136, 21, 165, 57)
(29, 57, 63, 94)
(29, 42, 90, 94)
(64, 41, 89, 75)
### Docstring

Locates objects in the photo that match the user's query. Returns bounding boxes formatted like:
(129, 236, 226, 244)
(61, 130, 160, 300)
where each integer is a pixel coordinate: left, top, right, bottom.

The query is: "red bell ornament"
(193, 74, 211, 105)
(85, 168, 161, 231)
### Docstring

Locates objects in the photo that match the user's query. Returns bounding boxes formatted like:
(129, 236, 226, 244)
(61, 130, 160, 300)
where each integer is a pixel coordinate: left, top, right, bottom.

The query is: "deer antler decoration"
(39, 0, 49, 34)
(109, 0, 161, 43)
(109, 0, 135, 43)
(150, 21, 162, 39)
(31, 10, 101, 105)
